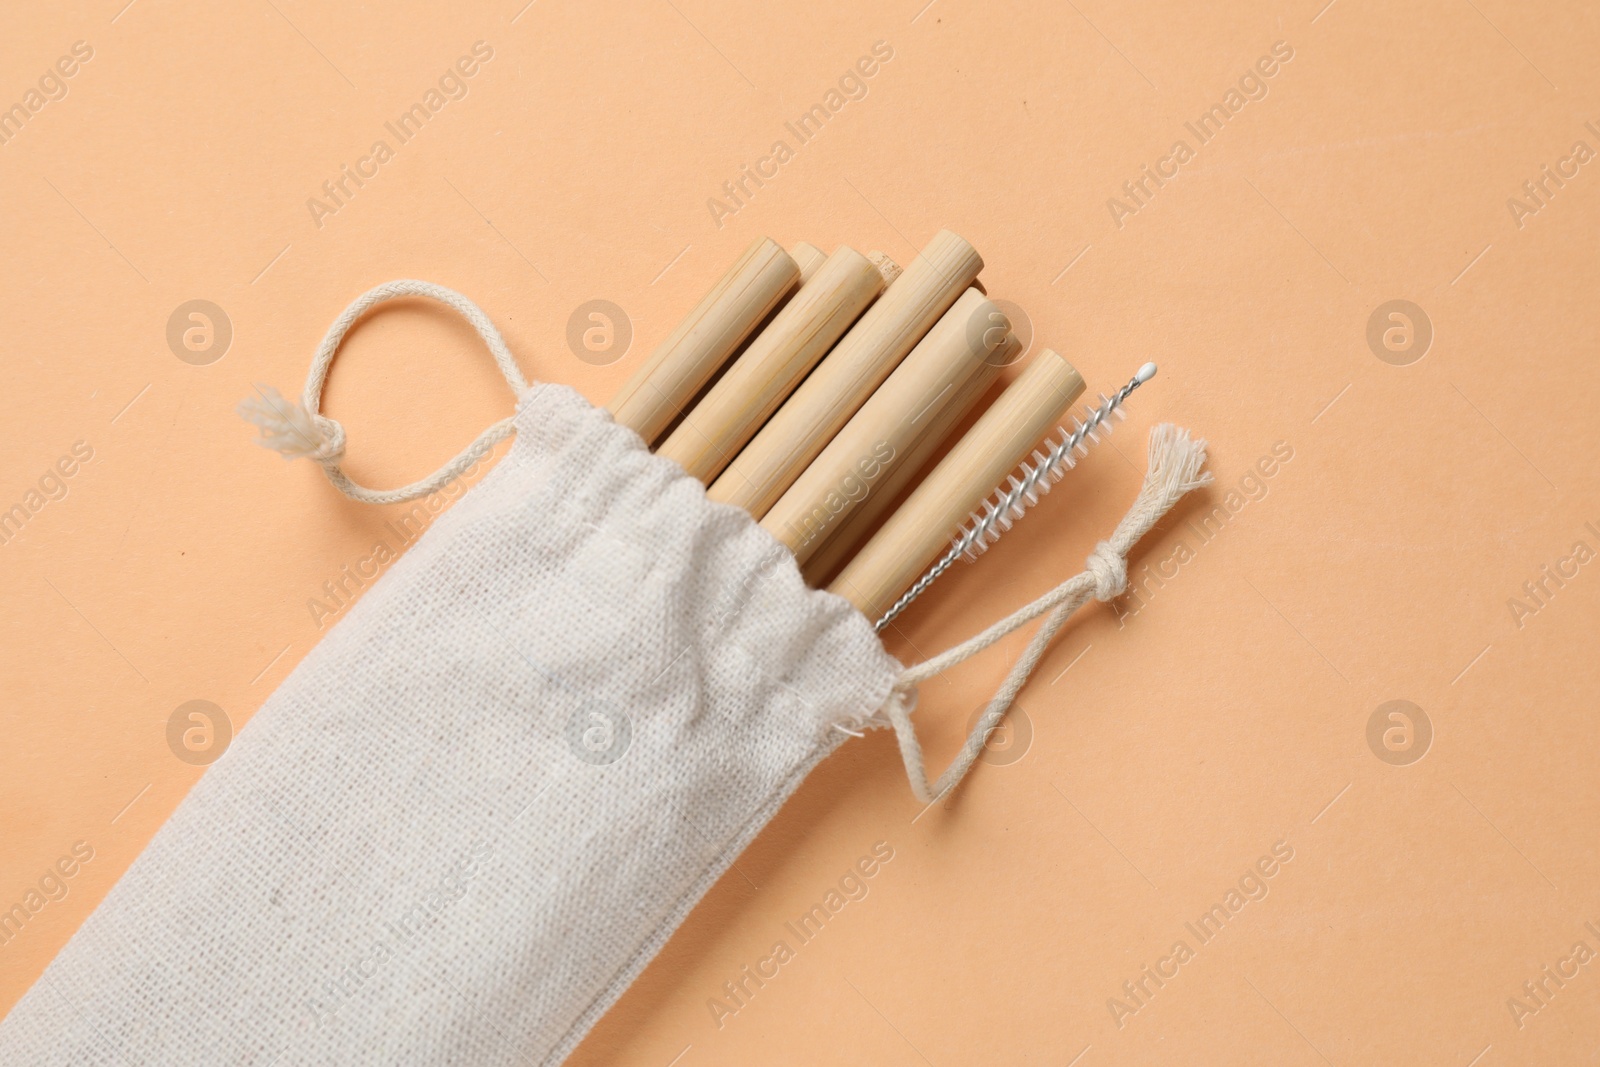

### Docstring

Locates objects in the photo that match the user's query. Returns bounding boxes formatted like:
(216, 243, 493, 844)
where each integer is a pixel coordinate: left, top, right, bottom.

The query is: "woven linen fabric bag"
(0, 281, 1209, 1065)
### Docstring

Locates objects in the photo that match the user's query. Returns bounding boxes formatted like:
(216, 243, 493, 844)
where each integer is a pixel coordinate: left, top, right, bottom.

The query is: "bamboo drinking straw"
(760, 287, 1005, 563)
(791, 242, 828, 282)
(800, 333, 1018, 586)
(606, 237, 799, 445)
(828, 350, 1086, 621)
(656, 247, 897, 484)
(708, 230, 983, 517)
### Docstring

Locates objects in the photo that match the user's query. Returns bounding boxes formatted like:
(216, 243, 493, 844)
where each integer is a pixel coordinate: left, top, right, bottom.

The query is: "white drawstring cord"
(882, 424, 1213, 804)
(237, 280, 527, 506)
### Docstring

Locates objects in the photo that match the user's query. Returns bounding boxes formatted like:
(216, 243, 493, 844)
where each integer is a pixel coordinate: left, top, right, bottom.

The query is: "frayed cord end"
(1143, 423, 1214, 502)
(236, 384, 345, 464)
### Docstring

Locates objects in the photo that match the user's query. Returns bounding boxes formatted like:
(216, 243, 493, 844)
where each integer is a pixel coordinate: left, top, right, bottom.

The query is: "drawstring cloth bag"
(0, 281, 1210, 1065)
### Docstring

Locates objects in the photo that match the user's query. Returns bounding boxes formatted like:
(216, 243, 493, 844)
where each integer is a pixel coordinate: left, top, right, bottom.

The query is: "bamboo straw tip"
(1028, 349, 1087, 393)
(930, 229, 983, 271)
(791, 242, 828, 282)
(867, 251, 902, 286)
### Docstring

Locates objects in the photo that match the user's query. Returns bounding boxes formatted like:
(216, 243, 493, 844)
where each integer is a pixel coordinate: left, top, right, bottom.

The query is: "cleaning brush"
(874, 361, 1158, 631)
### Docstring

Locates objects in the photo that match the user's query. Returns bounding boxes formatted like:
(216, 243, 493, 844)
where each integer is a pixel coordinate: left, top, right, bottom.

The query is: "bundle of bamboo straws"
(606, 232, 1122, 629)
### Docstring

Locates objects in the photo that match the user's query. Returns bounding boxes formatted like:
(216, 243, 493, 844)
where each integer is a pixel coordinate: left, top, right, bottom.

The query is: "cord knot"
(1085, 540, 1127, 601)
(307, 414, 346, 464)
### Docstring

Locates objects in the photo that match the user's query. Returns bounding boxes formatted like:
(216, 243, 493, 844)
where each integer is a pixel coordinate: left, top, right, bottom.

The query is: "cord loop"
(237, 280, 529, 505)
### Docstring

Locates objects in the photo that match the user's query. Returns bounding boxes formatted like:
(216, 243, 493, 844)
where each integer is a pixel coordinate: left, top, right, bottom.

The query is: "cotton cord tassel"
(237, 384, 346, 462)
(235, 280, 529, 506)
(882, 423, 1213, 805)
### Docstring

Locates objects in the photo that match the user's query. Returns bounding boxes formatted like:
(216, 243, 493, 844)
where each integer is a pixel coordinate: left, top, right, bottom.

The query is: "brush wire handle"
(872, 362, 1156, 632)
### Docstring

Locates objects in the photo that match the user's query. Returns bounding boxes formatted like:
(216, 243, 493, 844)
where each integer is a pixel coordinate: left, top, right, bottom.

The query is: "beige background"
(3, 0, 1598, 1063)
